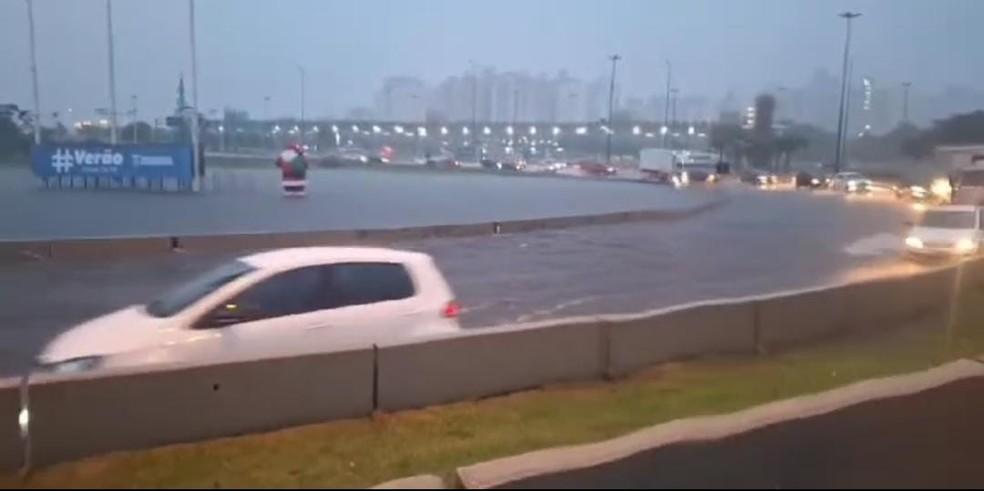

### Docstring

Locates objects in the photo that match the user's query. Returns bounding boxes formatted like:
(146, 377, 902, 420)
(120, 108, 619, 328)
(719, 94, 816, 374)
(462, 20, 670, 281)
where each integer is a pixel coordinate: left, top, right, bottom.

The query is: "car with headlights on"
(38, 247, 463, 373)
(829, 172, 873, 194)
(904, 205, 983, 259)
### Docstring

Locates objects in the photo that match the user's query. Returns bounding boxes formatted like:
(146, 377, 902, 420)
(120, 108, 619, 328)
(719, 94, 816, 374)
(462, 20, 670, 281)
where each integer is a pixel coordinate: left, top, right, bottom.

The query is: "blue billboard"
(32, 143, 194, 181)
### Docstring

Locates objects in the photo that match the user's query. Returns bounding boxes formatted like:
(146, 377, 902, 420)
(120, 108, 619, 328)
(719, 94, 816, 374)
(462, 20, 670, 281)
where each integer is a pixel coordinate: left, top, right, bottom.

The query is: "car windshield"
(145, 260, 256, 318)
(918, 210, 976, 229)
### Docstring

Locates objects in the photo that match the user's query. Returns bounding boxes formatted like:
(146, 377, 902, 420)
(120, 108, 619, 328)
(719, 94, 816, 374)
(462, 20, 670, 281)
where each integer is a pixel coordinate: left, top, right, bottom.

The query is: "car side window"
(323, 262, 415, 309)
(201, 266, 328, 328)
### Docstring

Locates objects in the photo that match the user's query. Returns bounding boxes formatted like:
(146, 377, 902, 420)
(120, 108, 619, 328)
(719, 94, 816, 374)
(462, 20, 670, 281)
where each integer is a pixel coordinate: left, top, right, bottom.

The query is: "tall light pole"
(663, 59, 672, 147)
(469, 60, 479, 163)
(188, 0, 201, 189)
(605, 54, 621, 166)
(901, 81, 912, 123)
(130, 94, 138, 142)
(670, 89, 680, 124)
(26, 0, 41, 145)
(298, 65, 305, 145)
(834, 11, 861, 173)
(106, 0, 119, 144)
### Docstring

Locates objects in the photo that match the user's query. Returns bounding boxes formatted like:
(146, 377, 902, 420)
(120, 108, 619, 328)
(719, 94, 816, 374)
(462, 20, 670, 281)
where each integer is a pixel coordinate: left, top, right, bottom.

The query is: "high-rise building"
(374, 77, 426, 122)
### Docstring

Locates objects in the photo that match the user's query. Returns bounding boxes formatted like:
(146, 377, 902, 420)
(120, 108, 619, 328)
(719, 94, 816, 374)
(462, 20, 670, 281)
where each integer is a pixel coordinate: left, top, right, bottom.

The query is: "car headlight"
(44, 356, 104, 374)
(905, 236, 924, 249)
(930, 178, 952, 200)
(811, 178, 820, 185)
(847, 181, 858, 191)
(956, 238, 977, 253)
(757, 175, 768, 184)
(680, 172, 689, 184)
(706, 174, 716, 183)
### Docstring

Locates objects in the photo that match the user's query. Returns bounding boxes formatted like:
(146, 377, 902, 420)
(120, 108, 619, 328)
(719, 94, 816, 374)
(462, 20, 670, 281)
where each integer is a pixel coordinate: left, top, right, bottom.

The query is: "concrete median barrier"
(376, 322, 605, 412)
(177, 230, 360, 251)
(756, 287, 847, 352)
(0, 241, 51, 263)
(48, 237, 173, 260)
(26, 348, 373, 467)
(842, 269, 954, 333)
(607, 302, 756, 376)
(0, 378, 21, 473)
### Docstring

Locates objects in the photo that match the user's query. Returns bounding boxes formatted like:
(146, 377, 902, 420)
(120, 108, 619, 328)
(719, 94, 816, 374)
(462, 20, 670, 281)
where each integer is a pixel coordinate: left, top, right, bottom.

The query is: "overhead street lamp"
(605, 54, 621, 167)
(834, 11, 862, 173)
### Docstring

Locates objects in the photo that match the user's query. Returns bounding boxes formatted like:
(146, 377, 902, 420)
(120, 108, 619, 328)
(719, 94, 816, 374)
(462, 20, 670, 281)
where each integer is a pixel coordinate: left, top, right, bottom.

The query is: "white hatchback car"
(39, 247, 462, 372)
(904, 205, 983, 258)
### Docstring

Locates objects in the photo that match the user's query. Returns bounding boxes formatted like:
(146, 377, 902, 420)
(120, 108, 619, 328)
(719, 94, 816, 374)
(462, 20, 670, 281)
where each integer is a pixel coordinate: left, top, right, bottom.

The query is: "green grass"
(6, 290, 984, 489)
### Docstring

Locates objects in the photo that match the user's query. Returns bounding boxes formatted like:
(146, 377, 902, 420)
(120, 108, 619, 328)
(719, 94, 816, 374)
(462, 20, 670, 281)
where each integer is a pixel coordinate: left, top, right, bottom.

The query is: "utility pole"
(26, 0, 41, 145)
(106, 0, 119, 144)
(606, 54, 621, 167)
(902, 81, 912, 123)
(834, 11, 861, 173)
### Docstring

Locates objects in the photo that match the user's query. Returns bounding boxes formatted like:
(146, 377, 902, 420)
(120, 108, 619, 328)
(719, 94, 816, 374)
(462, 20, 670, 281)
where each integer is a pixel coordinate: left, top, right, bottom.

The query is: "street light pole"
(663, 59, 671, 148)
(25, 0, 41, 146)
(902, 81, 912, 123)
(834, 11, 861, 173)
(188, 0, 201, 189)
(671, 88, 679, 125)
(606, 54, 621, 167)
(130, 94, 138, 143)
(298, 65, 305, 145)
(106, 0, 119, 144)
(469, 60, 479, 163)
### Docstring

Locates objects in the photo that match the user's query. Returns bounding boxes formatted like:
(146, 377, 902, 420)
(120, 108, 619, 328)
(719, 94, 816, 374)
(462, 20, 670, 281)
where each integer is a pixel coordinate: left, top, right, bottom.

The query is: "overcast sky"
(1, 0, 981, 121)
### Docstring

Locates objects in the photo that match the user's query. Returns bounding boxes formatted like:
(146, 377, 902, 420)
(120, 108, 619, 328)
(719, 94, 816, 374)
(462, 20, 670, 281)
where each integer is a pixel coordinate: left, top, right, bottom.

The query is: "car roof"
(240, 247, 432, 270)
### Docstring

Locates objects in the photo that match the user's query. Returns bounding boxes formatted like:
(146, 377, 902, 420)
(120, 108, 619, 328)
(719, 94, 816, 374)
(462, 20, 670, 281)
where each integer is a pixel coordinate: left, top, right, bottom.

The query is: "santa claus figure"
(275, 144, 309, 196)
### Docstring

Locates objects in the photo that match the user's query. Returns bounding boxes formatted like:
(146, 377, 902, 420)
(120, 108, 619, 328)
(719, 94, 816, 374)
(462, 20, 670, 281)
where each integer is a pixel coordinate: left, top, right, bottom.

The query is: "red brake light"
(442, 300, 461, 318)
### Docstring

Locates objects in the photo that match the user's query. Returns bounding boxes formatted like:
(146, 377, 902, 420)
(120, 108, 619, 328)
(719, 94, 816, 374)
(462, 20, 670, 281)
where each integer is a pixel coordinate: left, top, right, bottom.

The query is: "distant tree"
(0, 116, 30, 160)
(774, 133, 809, 172)
(753, 93, 776, 137)
(120, 121, 153, 143)
(747, 93, 777, 169)
(709, 122, 744, 163)
(933, 110, 984, 145)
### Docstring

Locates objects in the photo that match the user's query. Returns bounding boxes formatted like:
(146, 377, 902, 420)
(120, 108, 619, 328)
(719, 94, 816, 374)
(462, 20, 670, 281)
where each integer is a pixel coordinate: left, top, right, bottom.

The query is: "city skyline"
(3, 0, 984, 131)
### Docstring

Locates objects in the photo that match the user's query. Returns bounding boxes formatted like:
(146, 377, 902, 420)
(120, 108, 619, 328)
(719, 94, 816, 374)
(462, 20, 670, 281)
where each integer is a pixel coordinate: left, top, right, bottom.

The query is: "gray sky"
(1, 0, 981, 121)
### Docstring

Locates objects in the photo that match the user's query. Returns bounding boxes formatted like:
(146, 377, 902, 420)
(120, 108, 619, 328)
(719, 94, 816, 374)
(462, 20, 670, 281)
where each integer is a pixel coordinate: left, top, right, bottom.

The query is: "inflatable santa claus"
(275, 144, 309, 196)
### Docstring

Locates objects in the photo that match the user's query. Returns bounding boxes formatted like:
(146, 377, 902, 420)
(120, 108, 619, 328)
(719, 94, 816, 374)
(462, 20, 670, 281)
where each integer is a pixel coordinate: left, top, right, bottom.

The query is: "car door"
(302, 262, 424, 347)
(193, 265, 336, 361)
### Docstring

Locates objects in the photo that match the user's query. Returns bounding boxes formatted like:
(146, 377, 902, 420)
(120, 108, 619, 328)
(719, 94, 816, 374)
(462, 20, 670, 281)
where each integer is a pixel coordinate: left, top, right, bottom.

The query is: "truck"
(639, 148, 719, 184)
(639, 148, 677, 182)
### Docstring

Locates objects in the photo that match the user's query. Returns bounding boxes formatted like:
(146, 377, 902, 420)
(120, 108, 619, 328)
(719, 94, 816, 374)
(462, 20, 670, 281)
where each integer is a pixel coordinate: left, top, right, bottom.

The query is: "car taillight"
(442, 300, 461, 318)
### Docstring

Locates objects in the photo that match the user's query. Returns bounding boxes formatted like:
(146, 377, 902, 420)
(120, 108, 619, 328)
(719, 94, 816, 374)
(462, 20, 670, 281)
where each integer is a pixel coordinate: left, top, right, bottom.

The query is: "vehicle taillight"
(442, 300, 461, 318)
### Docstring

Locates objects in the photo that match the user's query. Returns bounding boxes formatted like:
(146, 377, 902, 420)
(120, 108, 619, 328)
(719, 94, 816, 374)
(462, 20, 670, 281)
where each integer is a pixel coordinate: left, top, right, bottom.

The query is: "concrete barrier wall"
(47, 237, 174, 260)
(0, 379, 21, 473)
(608, 302, 756, 376)
(26, 348, 373, 467)
(1, 263, 975, 472)
(756, 287, 848, 351)
(0, 200, 724, 263)
(376, 322, 605, 412)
